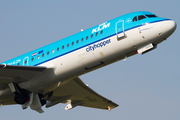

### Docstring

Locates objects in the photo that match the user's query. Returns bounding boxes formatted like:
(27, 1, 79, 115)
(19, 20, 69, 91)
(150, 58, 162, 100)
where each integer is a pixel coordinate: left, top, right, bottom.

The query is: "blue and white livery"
(0, 11, 176, 113)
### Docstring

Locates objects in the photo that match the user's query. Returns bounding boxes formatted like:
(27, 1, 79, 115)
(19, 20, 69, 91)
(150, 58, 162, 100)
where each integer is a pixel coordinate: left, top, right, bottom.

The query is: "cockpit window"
(145, 14, 157, 18)
(133, 15, 148, 22)
(133, 16, 137, 22)
(138, 15, 146, 20)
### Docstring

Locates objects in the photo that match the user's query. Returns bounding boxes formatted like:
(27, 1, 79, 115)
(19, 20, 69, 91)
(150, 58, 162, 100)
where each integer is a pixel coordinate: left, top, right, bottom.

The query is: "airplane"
(0, 11, 176, 113)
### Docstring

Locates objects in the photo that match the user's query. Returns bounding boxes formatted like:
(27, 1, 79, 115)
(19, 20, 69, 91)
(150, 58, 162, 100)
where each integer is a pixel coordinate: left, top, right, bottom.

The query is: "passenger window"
(62, 45, 64, 49)
(81, 38, 84, 42)
(96, 32, 98, 36)
(67, 44, 69, 47)
(31, 58, 34, 61)
(76, 40, 79, 44)
(86, 36, 88, 40)
(52, 49, 54, 53)
(100, 30, 103, 34)
(138, 15, 146, 20)
(91, 34, 93, 38)
(42, 53, 44, 57)
(133, 16, 137, 22)
(47, 51, 49, 55)
(72, 42, 74, 46)
(57, 47, 59, 51)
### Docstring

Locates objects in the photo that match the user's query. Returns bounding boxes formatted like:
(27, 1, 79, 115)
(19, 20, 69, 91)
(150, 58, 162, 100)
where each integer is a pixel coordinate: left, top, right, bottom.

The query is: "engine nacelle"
(22, 92, 33, 109)
(8, 83, 30, 104)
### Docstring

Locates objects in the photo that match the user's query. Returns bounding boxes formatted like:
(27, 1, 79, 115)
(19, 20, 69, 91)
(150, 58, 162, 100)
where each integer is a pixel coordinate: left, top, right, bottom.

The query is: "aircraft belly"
(78, 51, 101, 69)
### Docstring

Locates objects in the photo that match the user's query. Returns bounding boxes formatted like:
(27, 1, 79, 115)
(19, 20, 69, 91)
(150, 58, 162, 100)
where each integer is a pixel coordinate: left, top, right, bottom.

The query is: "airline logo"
(86, 39, 111, 52)
(92, 22, 110, 33)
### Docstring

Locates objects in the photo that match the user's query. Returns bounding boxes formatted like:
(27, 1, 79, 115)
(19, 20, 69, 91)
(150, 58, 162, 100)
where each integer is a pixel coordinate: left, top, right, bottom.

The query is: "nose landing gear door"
(116, 20, 125, 39)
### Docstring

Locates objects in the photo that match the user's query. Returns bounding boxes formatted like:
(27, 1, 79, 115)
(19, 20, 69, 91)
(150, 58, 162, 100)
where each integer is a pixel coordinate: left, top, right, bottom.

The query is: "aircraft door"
(23, 56, 29, 66)
(116, 20, 125, 39)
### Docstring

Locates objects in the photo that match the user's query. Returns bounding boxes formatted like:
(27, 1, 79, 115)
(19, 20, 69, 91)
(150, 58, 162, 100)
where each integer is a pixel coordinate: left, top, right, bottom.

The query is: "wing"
(46, 77, 118, 111)
(0, 64, 46, 105)
(0, 64, 46, 85)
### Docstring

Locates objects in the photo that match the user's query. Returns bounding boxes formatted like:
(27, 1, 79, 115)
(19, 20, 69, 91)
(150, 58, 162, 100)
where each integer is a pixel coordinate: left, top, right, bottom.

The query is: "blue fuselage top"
(1, 11, 170, 66)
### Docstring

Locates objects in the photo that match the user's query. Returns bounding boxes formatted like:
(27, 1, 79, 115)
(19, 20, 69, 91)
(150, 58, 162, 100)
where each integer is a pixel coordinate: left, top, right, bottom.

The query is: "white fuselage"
(18, 20, 176, 94)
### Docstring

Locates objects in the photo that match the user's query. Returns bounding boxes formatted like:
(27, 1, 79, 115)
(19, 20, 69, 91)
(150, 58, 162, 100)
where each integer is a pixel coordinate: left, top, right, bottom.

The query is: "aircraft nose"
(167, 20, 176, 33)
(160, 20, 176, 39)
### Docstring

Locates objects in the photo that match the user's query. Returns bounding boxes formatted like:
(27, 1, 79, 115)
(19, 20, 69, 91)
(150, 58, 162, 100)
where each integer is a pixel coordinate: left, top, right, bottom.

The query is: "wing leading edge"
(0, 64, 46, 85)
(46, 77, 118, 111)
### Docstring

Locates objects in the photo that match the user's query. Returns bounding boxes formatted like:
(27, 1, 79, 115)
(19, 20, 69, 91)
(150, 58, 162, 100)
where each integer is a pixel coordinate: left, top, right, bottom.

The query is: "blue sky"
(0, 0, 179, 120)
